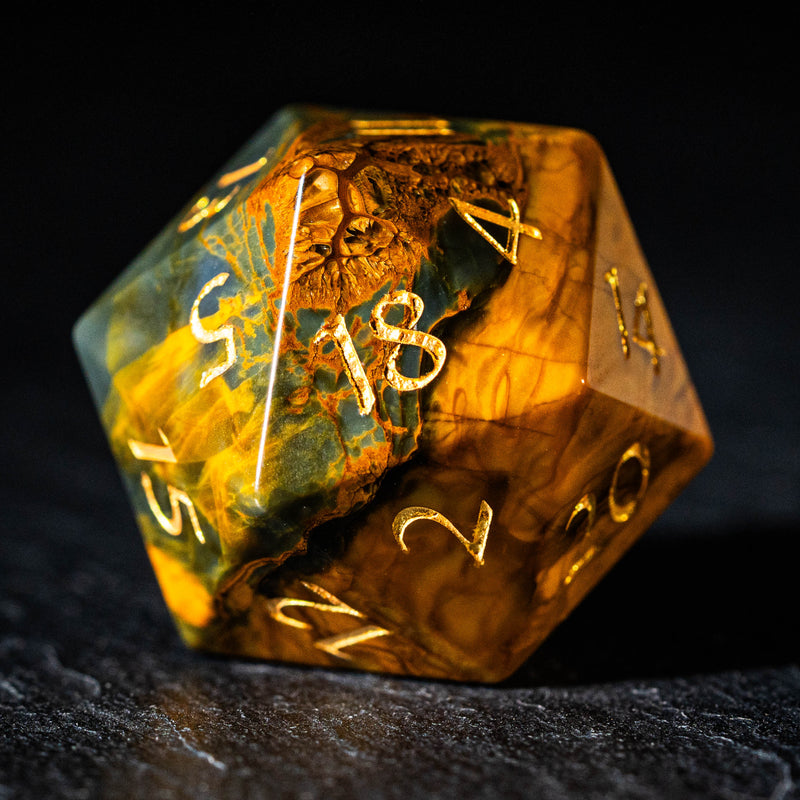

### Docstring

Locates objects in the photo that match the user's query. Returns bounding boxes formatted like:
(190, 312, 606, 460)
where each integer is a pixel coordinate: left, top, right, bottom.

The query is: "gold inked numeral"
(178, 155, 270, 233)
(267, 581, 390, 660)
(449, 197, 542, 265)
(313, 291, 447, 415)
(603, 267, 630, 357)
(564, 546, 598, 586)
(562, 493, 598, 586)
(392, 500, 493, 566)
(313, 315, 376, 415)
(603, 267, 664, 373)
(190, 272, 237, 389)
(370, 290, 447, 393)
(216, 156, 268, 188)
(127, 428, 176, 463)
(608, 442, 651, 523)
(139, 473, 206, 544)
(632, 284, 664, 371)
(314, 625, 391, 659)
(565, 493, 597, 540)
(177, 188, 238, 233)
(562, 443, 651, 585)
(128, 432, 206, 544)
(351, 119, 454, 136)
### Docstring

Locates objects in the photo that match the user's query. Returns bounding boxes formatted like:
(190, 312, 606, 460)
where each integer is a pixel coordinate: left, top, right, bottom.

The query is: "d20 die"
(74, 106, 712, 682)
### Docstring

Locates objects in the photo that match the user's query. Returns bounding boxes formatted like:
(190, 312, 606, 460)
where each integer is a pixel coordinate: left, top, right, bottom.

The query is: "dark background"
(2, 8, 798, 799)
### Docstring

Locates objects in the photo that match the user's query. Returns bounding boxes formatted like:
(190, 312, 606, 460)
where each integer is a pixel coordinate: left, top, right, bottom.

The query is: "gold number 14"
(603, 267, 665, 373)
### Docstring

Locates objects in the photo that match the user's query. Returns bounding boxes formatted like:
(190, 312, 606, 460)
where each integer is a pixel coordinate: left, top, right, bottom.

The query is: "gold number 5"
(190, 272, 237, 389)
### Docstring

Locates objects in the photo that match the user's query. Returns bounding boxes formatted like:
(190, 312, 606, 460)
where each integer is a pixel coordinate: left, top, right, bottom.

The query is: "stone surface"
(73, 107, 712, 682)
(0, 391, 797, 799)
(5, 11, 799, 796)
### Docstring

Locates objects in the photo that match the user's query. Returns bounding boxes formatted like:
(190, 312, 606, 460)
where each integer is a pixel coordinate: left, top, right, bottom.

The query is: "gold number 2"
(392, 500, 493, 566)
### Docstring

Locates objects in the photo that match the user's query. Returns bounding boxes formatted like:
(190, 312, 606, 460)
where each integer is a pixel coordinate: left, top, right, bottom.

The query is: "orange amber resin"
(74, 107, 711, 681)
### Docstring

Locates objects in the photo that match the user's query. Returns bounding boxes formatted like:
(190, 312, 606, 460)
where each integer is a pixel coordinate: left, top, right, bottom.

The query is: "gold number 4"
(449, 197, 542, 265)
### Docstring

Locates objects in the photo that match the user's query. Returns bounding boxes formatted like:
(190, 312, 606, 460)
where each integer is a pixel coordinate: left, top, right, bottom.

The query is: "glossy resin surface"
(74, 107, 712, 681)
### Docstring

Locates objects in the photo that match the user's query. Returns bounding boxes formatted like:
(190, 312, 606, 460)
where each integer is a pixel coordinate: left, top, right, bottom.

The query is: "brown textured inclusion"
(74, 107, 712, 682)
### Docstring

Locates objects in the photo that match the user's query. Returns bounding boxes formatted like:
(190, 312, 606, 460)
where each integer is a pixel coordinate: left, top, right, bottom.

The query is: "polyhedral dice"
(74, 106, 712, 682)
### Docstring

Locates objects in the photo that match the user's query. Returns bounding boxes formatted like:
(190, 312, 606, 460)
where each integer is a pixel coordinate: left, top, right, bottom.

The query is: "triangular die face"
(73, 109, 715, 682)
(587, 159, 711, 440)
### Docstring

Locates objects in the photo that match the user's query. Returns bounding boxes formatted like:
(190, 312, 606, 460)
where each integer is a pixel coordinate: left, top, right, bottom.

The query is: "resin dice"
(74, 107, 712, 682)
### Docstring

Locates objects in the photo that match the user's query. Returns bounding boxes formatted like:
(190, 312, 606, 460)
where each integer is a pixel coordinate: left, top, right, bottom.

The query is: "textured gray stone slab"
(1, 389, 798, 798)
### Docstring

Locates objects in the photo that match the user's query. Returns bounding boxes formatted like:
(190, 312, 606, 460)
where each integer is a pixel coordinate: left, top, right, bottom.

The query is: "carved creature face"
(266, 153, 422, 313)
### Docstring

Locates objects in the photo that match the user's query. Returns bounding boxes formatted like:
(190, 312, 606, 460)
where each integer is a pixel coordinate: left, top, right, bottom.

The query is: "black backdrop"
(2, 8, 798, 799)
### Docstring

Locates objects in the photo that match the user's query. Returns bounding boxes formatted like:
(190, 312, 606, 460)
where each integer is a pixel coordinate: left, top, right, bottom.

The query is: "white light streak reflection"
(254, 170, 307, 496)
